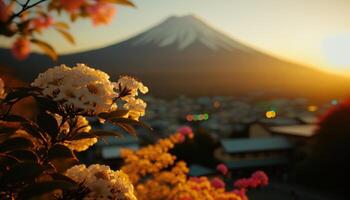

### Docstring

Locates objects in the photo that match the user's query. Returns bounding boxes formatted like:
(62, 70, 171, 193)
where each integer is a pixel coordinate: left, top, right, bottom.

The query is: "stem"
(7, 0, 48, 23)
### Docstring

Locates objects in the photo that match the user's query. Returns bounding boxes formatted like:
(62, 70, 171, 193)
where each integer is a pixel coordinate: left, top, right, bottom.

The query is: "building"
(214, 137, 293, 171)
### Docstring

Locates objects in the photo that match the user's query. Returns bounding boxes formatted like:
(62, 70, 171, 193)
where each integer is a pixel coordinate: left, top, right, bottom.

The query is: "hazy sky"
(1, 0, 350, 75)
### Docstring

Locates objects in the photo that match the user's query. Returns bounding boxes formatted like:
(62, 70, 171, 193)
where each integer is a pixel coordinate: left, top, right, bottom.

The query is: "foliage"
(0, 64, 148, 200)
(293, 99, 350, 195)
(0, 0, 134, 60)
(120, 130, 269, 200)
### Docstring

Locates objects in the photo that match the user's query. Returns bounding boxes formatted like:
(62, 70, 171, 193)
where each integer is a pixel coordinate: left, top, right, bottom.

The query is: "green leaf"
(106, 0, 135, 7)
(21, 122, 47, 141)
(109, 117, 152, 131)
(18, 180, 77, 200)
(2, 114, 29, 123)
(91, 130, 123, 138)
(1, 162, 43, 184)
(98, 109, 129, 119)
(35, 97, 62, 114)
(50, 157, 79, 173)
(7, 150, 38, 162)
(68, 132, 99, 141)
(114, 122, 136, 136)
(50, 173, 77, 184)
(31, 39, 58, 61)
(54, 22, 69, 30)
(48, 144, 75, 161)
(0, 137, 34, 152)
(4, 87, 39, 104)
(55, 28, 75, 44)
(37, 112, 59, 139)
(0, 127, 18, 135)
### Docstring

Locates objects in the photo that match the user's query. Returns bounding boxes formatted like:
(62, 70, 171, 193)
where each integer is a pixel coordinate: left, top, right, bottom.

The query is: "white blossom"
(31, 64, 117, 114)
(115, 76, 148, 97)
(123, 97, 147, 121)
(65, 164, 137, 200)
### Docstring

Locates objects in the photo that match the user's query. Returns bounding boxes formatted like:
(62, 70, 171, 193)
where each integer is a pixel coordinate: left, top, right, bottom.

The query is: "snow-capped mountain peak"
(133, 14, 252, 52)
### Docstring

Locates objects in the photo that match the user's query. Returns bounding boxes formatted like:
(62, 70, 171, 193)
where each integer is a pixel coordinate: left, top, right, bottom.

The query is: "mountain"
(0, 14, 349, 100)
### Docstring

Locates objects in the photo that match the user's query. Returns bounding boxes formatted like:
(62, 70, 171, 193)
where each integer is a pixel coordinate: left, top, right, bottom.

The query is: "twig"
(7, 0, 48, 23)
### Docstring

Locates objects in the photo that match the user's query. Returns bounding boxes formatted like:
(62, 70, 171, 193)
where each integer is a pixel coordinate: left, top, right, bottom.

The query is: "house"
(269, 124, 318, 138)
(214, 137, 293, 170)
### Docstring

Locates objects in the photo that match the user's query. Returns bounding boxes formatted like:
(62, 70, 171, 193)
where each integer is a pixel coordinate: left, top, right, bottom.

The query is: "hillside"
(0, 15, 349, 100)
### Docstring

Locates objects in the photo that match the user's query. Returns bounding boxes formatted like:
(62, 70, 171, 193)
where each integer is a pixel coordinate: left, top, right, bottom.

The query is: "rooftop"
(221, 137, 293, 153)
(269, 124, 317, 137)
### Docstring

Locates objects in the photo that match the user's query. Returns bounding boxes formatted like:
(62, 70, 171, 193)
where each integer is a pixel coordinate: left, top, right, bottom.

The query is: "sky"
(1, 0, 350, 75)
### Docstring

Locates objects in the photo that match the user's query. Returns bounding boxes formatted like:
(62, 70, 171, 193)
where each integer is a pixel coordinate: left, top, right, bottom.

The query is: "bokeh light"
(186, 113, 210, 121)
(307, 105, 318, 112)
(265, 110, 276, 119)
(331, 99, 338, 105)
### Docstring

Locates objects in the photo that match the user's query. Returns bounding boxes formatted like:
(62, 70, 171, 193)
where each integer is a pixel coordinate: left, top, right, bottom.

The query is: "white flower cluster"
(31, 64, 149, 120)
(31, 64, 117, 114)
(59, 116, 97, 152)
(123, 98, 147, 121)
(65, 164, 137, 200)
(115, 76, 148, 121)
(116, 76, 148, 96)
(0, 78, 5, 99)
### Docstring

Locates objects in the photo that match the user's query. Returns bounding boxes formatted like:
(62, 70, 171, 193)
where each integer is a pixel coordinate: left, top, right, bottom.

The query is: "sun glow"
(323, 34, 350, 72)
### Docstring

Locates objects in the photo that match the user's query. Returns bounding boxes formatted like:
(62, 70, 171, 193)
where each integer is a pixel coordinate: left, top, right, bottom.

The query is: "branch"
(8, 0, 48, 23)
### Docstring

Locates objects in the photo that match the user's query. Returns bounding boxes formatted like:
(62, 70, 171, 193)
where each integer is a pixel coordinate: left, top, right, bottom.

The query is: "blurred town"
(85, 95, 343, 200)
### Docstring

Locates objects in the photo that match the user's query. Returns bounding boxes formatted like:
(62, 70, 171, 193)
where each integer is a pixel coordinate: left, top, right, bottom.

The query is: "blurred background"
(1, 0, 349, 199)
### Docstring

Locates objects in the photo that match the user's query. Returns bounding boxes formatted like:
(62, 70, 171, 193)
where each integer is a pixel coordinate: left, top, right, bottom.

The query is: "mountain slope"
(0, 15, 349, 100)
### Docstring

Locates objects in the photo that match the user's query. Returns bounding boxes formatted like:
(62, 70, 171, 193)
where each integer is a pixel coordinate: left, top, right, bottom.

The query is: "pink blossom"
(86, 2, 116, 26)
(0, 0, 12, 22)
(58, 0, 86, 13)
(232, 188, 248, 200)
(177, 133, 185, 143)
(251, 170, 269, 187)
(216, 163, 228, 175)
(210, 177, 225, 189)
(234, 170, 269, 189)
(177, 125, 194, 139)
(234, 178, 251, 188)
(11, 37, 31, 60)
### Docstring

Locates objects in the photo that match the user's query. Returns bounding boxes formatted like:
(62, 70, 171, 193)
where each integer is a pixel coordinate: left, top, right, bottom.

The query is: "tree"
(0, 0, 134, 60)
(293, 99, 350, 195)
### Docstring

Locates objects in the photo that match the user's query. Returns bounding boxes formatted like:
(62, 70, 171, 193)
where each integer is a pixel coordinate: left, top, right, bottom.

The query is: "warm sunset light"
(323, 34, 350, 71)
(0, 1, 348, 199)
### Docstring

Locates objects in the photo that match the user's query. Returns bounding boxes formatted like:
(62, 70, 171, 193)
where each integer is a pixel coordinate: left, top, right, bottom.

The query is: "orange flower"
(86, 2, 116, 26)
(11, 37, 31, 60)
(0, 0, 12, 22)
(32, 15, 54, 31)
(58, 0, 86, 13)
